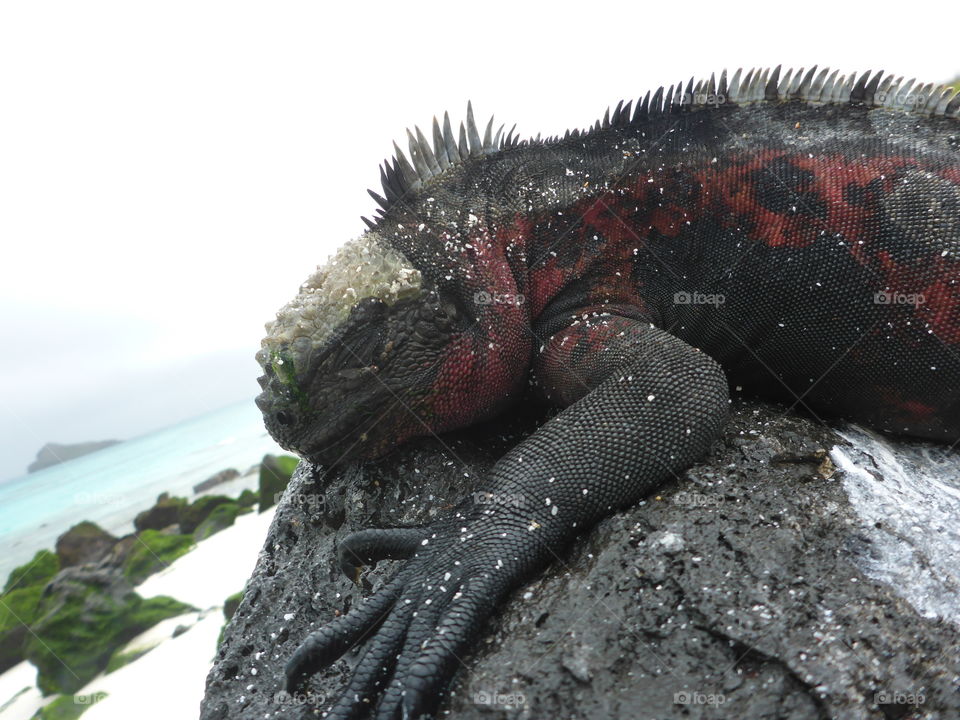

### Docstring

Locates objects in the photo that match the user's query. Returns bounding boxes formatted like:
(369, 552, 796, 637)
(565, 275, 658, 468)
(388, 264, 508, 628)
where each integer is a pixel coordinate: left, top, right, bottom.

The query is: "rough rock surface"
(55, 521, 118, 569)
(134, 492, 187, 532)
(201, 401, 960, 720)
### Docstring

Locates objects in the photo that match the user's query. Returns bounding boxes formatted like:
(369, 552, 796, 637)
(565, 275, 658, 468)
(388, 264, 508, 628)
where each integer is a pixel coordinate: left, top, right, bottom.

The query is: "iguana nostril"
(275, 411, 294, 427)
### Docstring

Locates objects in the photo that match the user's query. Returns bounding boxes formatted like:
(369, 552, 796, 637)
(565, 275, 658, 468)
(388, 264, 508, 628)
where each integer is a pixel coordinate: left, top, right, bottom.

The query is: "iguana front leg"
(285, 316, 729, 719)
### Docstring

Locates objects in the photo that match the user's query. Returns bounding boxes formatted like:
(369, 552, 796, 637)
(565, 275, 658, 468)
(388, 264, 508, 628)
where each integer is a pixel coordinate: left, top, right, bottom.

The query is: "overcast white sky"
(1, 1, 957, 480)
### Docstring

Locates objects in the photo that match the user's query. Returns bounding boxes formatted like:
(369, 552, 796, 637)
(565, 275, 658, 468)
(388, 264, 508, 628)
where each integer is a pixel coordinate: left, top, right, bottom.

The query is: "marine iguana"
(255, 66, 960, 719)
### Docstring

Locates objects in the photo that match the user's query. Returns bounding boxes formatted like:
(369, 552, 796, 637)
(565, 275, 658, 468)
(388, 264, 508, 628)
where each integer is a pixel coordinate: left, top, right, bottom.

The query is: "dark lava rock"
(99, 533, 139, 571)
(195, 468, 241, 494)
(134, 492, 188, 533)
(55, 521, 117, 569)
(201, 402, 960, 720)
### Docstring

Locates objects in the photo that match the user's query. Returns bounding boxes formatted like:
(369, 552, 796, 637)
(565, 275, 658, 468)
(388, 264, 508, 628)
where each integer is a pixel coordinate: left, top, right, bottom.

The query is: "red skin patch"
(430, 220, 532, 432)
(691, 151, 917, 250)
(525, 151, 960, 347)
(875, 387, 941, 431)
(534, 315, 641, 406)
(527, 197, 642, 320)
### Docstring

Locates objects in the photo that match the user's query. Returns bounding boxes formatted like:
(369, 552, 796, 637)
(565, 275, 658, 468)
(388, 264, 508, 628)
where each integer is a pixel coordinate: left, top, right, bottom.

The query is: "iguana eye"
(335, 367, 377, 389)
(336, 324, 384, 368)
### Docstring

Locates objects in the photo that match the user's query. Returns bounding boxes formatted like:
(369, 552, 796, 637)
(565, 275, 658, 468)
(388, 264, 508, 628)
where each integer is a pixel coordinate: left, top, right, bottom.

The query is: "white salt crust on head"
(260, 232, 422, 367)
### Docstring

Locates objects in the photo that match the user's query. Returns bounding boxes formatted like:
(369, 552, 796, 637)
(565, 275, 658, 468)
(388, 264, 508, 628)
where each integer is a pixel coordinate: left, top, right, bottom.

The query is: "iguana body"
(255, 66, 960, 719)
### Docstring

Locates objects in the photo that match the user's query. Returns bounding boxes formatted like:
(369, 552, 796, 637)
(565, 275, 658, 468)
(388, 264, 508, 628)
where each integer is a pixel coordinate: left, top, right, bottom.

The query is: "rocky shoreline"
(203, 401, 960, 720)
(0, 453, 299, 719)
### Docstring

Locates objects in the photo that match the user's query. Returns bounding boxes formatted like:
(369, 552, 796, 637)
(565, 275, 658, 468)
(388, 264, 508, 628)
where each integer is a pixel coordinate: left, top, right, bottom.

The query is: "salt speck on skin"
(283, 613, 295, 621)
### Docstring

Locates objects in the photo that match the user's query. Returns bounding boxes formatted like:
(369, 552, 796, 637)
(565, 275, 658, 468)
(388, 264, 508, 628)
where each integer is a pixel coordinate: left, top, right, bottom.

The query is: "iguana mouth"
(255, 361, 388, 464)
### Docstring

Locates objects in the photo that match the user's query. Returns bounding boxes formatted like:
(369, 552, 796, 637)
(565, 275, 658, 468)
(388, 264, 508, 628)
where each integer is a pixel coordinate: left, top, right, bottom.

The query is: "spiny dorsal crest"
(364, 101, 519, 226)
(589, 66, 960, 135)
(364, 67, 960, 224)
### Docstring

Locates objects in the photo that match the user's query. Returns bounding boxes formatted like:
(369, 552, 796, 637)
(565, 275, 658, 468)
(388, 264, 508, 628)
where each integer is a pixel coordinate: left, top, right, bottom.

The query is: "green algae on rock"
(0, 586, 44, 672)
(237, 489, 257, 509)
(121, 530, 195, 585)
(0, 550, 65, 672)
(257, 454, 299, 512)
(30, 692, 108, 720)
(4, 550, 60, 593)
(105, 643, 156, 674)
(178, 495, 235, 535)
(24, 566, 193, 695)
(223, 590, 243, 622)
(193, 502, 244, 541)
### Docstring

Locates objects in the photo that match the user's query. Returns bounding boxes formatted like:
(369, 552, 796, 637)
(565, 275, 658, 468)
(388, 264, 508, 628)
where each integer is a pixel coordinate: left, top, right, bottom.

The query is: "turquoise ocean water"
(0, 400, 285, 583)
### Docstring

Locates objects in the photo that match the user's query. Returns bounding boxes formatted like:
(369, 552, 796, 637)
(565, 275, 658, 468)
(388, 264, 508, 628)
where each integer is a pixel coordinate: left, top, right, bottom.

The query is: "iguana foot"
(336, 527, 428, 583)
(286, 512, 534, 719)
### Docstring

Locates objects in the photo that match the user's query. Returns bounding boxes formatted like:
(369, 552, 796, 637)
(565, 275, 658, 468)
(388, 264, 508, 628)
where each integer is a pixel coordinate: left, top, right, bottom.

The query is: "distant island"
(27, 440, 122, 473)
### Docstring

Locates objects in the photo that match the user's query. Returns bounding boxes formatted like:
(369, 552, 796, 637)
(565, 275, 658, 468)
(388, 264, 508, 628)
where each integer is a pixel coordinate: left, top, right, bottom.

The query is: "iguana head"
(255, 231, 465, 466)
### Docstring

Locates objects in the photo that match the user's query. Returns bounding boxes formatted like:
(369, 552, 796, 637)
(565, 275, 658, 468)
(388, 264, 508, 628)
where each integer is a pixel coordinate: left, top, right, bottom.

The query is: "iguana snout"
(255, 231, 464, 466)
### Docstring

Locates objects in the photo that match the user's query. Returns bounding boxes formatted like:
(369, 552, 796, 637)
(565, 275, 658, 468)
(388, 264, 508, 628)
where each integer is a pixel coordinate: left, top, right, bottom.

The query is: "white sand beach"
(0, 505, 277, 720)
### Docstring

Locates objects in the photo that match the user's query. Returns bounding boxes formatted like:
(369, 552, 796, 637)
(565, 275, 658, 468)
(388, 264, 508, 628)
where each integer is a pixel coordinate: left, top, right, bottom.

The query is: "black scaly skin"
(259, 68, 960, 719)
